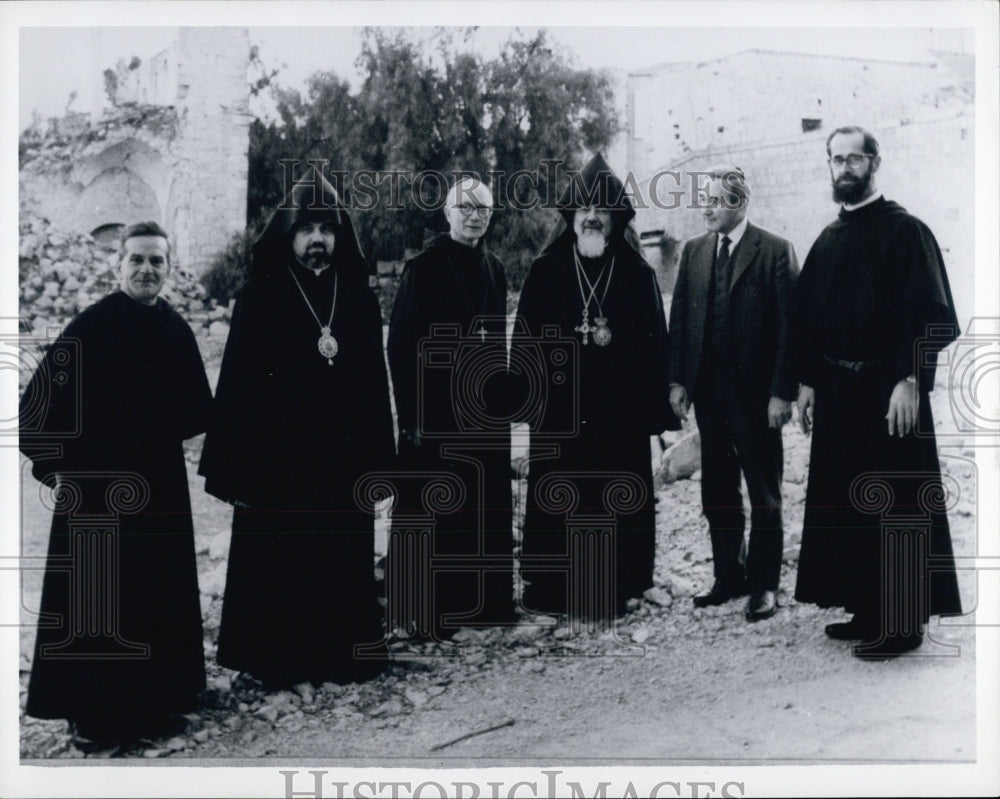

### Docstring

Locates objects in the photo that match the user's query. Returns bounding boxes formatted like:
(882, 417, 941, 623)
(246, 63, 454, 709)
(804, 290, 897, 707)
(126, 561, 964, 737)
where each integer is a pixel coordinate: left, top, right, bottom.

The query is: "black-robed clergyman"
(513, 153, 679, 620)
(199, 174, 394, 687)
(21, 221, 212, 745)
(794, 126, 962, 659)
(387, 176, 516, 640)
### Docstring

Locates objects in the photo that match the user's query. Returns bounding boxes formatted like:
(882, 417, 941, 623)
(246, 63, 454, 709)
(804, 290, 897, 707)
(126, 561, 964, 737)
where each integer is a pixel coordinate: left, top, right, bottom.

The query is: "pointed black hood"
(251, 171, 369, 283)
(541, 152, 643, 258)
(556, 152, 635, 225)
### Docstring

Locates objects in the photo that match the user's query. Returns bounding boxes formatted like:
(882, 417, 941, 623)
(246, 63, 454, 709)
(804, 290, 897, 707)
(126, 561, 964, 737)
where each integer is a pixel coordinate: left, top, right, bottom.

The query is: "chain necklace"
(285, 263, 339, 365)
(443, 241, 490, 343)
(572, 246, 615, 346)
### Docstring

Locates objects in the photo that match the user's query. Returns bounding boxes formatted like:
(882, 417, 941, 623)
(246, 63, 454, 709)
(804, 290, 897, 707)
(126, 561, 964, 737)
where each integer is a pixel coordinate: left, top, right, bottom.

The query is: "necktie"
(709, 234, 732, 345)
(717, 235, 732, 290)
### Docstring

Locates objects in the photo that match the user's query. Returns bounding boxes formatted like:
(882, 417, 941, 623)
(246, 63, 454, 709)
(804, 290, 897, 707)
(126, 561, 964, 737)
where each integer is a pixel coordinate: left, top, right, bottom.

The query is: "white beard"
(576, 229, 608, 258)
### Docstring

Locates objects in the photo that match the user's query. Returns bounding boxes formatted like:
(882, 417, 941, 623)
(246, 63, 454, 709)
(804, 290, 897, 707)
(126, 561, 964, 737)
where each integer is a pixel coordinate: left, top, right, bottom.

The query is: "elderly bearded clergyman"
(512, 153, 679, 620)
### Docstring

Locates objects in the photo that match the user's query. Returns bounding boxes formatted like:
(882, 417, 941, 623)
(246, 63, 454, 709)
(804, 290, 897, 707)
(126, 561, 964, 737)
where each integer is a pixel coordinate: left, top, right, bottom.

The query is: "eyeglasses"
(455, 204, 492, 218)
(828, 153, 874, 168)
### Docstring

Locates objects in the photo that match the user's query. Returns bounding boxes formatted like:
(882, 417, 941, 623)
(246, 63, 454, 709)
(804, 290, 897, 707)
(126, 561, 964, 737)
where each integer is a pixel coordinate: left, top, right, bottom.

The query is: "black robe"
(199, 259, 395, 685)
(386, 234, 515, 638)
(20, 291, 211, 738)
(793, 197, 962, 625)
(513, 229, 677, 619)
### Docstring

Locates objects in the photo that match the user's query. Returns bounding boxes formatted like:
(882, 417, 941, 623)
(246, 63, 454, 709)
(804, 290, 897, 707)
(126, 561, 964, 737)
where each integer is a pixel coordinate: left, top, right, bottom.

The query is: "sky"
(17, 24, 974, 129)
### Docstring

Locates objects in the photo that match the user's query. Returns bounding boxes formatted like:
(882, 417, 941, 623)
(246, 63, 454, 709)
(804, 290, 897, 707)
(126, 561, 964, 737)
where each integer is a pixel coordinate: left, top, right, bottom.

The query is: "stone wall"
(627, 48, 972, 181)
(169, 28, 253, 275)
(633, 111, 975, 324)
(19, 28, 252, 277)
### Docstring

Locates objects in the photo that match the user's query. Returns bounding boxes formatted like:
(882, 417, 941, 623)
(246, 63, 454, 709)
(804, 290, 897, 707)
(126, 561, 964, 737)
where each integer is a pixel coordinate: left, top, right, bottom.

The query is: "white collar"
(842, 191, 883, 212)
(718, 216, 749, 253)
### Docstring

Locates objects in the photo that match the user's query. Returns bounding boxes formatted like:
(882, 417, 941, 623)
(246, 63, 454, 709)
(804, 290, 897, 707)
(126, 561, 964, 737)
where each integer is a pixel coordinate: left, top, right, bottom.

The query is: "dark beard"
(831, 168, 873, 204)
(302, 249, 331, 270)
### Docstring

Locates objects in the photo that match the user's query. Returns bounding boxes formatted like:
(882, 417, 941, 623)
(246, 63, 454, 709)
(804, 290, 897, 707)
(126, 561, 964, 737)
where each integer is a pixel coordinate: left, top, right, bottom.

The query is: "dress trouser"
(694, 372, 784, 592)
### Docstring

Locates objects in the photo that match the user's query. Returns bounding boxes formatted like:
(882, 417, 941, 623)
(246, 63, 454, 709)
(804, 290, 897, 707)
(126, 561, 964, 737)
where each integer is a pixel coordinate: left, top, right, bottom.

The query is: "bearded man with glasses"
(793, 125, 963, 659)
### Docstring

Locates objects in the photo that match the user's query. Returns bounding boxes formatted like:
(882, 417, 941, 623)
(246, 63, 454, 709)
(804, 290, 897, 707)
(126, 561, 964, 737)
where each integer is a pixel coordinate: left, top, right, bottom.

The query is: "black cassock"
(793, 197, 962, 625)
(387, 234, 515, 638)
(199, 259, 395, 686)
(513, 229, 677, 619)
(20, 291, 211, 738)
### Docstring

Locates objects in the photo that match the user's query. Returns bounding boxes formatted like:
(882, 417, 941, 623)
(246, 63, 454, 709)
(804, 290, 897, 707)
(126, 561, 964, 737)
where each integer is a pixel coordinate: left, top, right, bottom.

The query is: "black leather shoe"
(745, 589, 777, 621)
(692, 581, 747, 608)
(824, 615, 876, 641)
(852, 633, 923, 660)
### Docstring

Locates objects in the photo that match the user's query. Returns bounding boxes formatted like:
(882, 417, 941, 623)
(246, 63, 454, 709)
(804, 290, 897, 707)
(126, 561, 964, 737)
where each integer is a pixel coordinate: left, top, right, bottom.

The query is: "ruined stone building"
(19, 28, 252, 276)
(627, 48, 975, 322)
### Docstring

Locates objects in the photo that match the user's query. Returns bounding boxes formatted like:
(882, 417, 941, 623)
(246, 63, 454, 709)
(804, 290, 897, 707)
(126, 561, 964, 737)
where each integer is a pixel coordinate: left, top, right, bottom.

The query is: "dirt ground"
(17, 385, 979, 768)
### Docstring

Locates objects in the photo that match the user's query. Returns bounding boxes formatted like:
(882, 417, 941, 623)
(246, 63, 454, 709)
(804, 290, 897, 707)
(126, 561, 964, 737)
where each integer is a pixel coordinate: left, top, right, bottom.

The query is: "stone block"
(657, 429, 700, 482)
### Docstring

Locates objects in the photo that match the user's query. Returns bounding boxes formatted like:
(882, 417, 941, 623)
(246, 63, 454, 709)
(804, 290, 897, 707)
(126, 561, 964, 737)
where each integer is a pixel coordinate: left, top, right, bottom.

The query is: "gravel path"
(18, 388, 979, 766)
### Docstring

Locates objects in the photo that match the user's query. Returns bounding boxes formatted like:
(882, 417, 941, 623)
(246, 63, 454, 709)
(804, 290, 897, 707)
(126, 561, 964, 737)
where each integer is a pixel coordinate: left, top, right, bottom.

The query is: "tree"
(246, 27, 622, 289)
(484, 29, 621, 286)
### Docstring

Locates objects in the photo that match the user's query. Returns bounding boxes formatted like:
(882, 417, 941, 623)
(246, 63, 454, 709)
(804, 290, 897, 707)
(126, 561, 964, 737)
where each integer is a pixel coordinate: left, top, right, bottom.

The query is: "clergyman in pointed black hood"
(512, 152, 679, 620)
(199, 171, 394, 687)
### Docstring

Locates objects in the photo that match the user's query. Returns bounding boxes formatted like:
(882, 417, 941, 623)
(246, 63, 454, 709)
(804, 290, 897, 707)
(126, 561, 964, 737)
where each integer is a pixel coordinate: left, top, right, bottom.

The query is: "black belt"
(823, 354, 882, 372)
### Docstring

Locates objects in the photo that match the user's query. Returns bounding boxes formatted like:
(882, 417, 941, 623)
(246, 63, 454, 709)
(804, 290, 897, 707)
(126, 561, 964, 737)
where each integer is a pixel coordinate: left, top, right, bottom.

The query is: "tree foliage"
(247, 28, 621, 289)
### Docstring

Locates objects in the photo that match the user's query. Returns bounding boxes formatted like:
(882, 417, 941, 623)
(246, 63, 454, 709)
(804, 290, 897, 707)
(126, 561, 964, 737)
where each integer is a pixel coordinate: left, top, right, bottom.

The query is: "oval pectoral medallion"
(318, 326, 339, 364)
(593, 317, 612, 347)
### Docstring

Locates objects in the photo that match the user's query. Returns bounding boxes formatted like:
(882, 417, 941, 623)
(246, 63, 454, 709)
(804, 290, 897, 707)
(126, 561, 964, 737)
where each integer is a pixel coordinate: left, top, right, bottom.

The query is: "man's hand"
(767, 396, 792, 429)
(886, 378, 918, 437)
(669, 385, 689, 422)
(796, 385, 815, 435)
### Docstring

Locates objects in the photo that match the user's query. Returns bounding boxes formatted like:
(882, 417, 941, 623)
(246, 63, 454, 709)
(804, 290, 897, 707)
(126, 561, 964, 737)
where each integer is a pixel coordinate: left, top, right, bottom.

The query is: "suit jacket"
(668, 221, 799, 409)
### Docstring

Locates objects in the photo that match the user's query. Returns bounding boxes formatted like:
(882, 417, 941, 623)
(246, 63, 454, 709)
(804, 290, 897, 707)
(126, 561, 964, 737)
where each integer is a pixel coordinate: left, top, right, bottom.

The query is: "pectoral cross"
(478, 323, 487, 343)
(574, 311, 593, 345)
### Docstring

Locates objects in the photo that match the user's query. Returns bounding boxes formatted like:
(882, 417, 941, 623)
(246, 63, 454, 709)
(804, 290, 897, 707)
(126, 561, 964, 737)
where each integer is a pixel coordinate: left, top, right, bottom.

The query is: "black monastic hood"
(251, 172, 369, 282)
(542, 152, 643, 257)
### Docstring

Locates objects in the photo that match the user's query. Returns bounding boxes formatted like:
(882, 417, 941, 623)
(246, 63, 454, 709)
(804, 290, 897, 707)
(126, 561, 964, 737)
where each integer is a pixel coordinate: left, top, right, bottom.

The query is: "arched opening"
(90, 223, 125, 247)
(76, 167, 161, 235)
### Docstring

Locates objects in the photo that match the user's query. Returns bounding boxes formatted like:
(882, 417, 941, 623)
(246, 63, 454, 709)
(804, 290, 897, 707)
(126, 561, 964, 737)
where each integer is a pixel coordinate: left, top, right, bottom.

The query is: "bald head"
(446, 177, 493, 248)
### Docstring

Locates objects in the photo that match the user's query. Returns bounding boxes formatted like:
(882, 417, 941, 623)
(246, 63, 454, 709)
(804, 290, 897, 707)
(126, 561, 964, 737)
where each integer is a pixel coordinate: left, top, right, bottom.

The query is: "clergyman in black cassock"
(387, 176, 516, 640)
(199, 173, 394, 687)
(794, 126, 962, 658)
(513, 153, 679, 620)
(20, 222, 212, 744)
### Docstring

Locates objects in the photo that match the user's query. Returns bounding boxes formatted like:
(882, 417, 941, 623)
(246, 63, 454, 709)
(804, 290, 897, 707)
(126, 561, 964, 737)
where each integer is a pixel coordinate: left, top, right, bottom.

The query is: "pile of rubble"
(18, 209, 234, 382)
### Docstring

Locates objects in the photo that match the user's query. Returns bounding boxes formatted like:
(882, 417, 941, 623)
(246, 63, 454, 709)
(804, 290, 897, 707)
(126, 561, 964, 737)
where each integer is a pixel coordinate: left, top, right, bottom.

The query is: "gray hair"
(703, 164, 751, 204)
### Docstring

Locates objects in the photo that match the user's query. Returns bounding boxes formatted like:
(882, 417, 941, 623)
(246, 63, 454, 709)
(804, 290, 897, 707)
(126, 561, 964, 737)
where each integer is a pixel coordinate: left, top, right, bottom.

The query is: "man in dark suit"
(668, 165, 799, 621)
